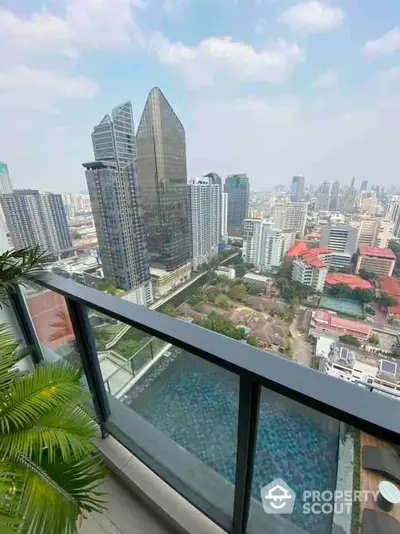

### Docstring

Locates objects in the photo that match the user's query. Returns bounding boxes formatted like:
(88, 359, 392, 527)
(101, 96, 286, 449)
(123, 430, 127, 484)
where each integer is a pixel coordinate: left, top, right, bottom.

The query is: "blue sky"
(1, 0, 400, 192)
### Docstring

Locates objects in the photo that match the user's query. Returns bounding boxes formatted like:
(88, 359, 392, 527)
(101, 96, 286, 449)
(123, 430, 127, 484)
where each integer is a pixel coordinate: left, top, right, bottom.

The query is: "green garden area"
(162, 273, 294, 356)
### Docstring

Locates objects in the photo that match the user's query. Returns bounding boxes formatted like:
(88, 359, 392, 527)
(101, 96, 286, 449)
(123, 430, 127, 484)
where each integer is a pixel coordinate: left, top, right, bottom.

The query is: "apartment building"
(272, 200, 307, 236)
(292, 248, 331, 292)
(355, 247, 396, 277)
(242, 219, 294, 273)
(357, 217, 393, 249)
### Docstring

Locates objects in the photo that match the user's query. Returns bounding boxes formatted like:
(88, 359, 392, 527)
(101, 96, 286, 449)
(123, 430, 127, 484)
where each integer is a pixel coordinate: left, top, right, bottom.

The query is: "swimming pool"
(319, 296, 364, 318)
(123, 348, 339, 534)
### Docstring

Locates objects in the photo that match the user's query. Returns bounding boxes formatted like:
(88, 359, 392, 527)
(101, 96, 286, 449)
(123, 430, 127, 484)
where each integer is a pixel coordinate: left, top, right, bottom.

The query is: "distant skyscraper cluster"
(62, 193, 91, 215)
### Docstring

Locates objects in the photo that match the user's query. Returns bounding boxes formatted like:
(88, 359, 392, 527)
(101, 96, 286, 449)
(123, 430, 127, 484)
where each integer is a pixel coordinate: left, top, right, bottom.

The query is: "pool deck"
(359, 432, 400, 529)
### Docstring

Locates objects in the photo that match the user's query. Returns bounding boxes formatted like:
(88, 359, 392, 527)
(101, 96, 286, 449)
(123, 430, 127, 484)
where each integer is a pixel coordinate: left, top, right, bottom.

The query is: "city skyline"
(2, 1, 400, 193)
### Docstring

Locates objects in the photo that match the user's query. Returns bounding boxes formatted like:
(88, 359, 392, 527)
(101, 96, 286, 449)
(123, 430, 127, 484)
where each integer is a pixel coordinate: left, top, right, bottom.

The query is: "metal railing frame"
(9, 273, 400, 534)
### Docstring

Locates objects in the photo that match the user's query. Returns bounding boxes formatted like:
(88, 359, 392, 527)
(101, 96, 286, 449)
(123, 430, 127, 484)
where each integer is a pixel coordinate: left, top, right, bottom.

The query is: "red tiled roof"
(305, 258, 325, 268)
(325, 273, 372, 290)
(287, 242, 308, 258)
(379, 276, 400, 298)
(358, 247, 396, 260)
(314, 310, 371, 335)
(330, 315, 371, 335)
(388, 305, 400, 317)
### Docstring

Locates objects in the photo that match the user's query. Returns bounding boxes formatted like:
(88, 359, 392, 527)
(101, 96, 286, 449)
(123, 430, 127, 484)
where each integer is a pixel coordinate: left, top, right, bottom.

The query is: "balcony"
(5, 273, 400, 534)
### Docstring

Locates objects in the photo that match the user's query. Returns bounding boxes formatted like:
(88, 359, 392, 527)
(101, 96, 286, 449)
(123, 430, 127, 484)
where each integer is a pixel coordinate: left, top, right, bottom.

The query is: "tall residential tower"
(290, 176, 305, 201)
(84, 102, 153, 304)
(1, 190, 72, 251)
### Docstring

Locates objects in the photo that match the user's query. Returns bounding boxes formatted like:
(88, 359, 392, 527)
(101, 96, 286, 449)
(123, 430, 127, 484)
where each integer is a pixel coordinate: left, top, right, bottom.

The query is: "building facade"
(355, 247, 396, 277)
(224, 174, 250, 235)
(290, 176, 305, 201)
(319, 225, 357, 268)
(329, 181, 340, 211)
(136, 87, 191, 273)
(340, 186, 357, 213)
(242, 219, 294, 272)
(1, 190, 72, 251)
(272, 201, 307, 236)
(84, 101, 153, 304)
(357, 217, 393, 249)
(0, 162, 13, 195)
(386, 197, 400, 237)
(189, 177, 221, 270)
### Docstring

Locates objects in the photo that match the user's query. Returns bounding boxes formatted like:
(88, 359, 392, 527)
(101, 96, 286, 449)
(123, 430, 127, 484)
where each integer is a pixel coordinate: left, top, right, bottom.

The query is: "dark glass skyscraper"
(290, 175, 305, 201)
(136, 87, 190, 271)
(224, 174, 250, 235)
(329, 180, 340, 210)
(84, 102, 153, 304)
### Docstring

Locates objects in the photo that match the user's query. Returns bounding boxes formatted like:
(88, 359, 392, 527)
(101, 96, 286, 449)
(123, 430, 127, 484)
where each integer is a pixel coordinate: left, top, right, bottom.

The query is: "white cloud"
(314, 68, 339, 88)
(279, 1, 344, 33)
(149, 33, 304, 88)
(363, 28, 400, 57)
(0, 0, 143, 61)
(255, 19, 268, 35)
(0, 66, 98, 99)
(162, 0, 187, 11)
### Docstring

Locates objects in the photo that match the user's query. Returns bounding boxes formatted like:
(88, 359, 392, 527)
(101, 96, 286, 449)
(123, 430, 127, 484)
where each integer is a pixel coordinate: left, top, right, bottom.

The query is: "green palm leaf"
(0, 322, 106, 533)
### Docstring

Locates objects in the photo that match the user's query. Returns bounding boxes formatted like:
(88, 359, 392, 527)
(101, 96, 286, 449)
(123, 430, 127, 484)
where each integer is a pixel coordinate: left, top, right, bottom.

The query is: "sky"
(1, 0, 400, 192)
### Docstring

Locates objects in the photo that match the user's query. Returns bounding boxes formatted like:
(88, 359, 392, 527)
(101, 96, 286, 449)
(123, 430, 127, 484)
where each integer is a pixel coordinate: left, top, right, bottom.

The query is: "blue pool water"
(124, 349, 339, 534)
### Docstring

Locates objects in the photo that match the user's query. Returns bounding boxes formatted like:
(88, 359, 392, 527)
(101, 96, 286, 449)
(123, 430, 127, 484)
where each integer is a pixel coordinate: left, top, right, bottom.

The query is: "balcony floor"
(81, 473, 175, 534)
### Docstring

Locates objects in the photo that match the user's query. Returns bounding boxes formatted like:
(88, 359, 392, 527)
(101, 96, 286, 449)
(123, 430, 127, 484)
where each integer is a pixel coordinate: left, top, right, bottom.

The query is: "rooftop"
(325, 273, 372, 291)
(358, 247, 396, 260)
(286, 241, 308, 258)
(379, 276, 400, 298)
(313, 310, 372, 336)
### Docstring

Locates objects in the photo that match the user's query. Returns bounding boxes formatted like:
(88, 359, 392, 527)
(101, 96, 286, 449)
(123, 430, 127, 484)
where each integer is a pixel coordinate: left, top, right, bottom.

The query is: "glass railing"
(7, 274, 400, 534)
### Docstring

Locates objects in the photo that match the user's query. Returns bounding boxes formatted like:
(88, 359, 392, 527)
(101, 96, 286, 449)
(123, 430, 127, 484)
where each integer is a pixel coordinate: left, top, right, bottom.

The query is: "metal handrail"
(34, 272, 400, 443)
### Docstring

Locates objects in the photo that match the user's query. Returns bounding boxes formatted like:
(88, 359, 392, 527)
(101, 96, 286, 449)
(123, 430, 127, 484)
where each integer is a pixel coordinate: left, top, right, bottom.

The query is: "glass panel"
(89, 308, 239, 530)
(249, 387, 340, 534)
(22, 284, 79, 364)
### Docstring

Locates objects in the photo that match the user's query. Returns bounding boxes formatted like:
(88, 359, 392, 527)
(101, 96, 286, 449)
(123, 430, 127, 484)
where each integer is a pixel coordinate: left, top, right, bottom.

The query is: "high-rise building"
(242, 219, 294, 272)
(0, 162, 13, 195)
(189, 177, 221, 269)
(221, 192, 228, 245)
(84, 102, 153, 304)
(1, 190, 72, 251)
(204, 172, 225, 245)
(360, 193, 379, 215)
(329, 181, 340, 211)
(292, 249, 331, 293)
(360, 180, 368, 192)
(272, 200, 307, 236)
(319, 225, 357, 268)
(224, 174, 250, 235)
(315, 182, 331, 211)
(350, 177, 355, 189)
(339, 186, 357, 213)
(386, 197, 400, 237)
(290, 176, 305, 201)
(357, 217, 393, 249)
(136, 87, 190, 273)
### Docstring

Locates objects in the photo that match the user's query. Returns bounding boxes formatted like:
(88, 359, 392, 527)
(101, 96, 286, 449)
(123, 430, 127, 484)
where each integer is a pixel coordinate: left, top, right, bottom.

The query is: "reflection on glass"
(24, 285, 78, 363)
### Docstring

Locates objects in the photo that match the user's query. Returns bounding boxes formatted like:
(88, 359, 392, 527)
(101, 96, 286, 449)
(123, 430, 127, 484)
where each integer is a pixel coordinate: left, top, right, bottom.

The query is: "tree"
(388, 240, 400, 276)
(70, 228, 81, 239)
(391, 339, 400, 357)
(234, 264, 247, 278)
(162, 304, 178, 317)
(353, 288, 374, 303)
(339, 335, 360, 347)
(96, 280, 120, 296)
(358, 269, 377, 282)
(247, 336, 259, 347)
(245, 283, 261, 296)
(375, 293, 396, 307)
(0, 325, 105, 532)
(368, 333, 380, 346)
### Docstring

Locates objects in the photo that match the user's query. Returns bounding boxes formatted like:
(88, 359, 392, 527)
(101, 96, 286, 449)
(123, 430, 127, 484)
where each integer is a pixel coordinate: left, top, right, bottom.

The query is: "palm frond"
(14, 452, 106, 534)
(0, 361, 88, 434)
(0, 404, 100, 463)
(0, 325, 18, 393)
(0, 246, 52, 304)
